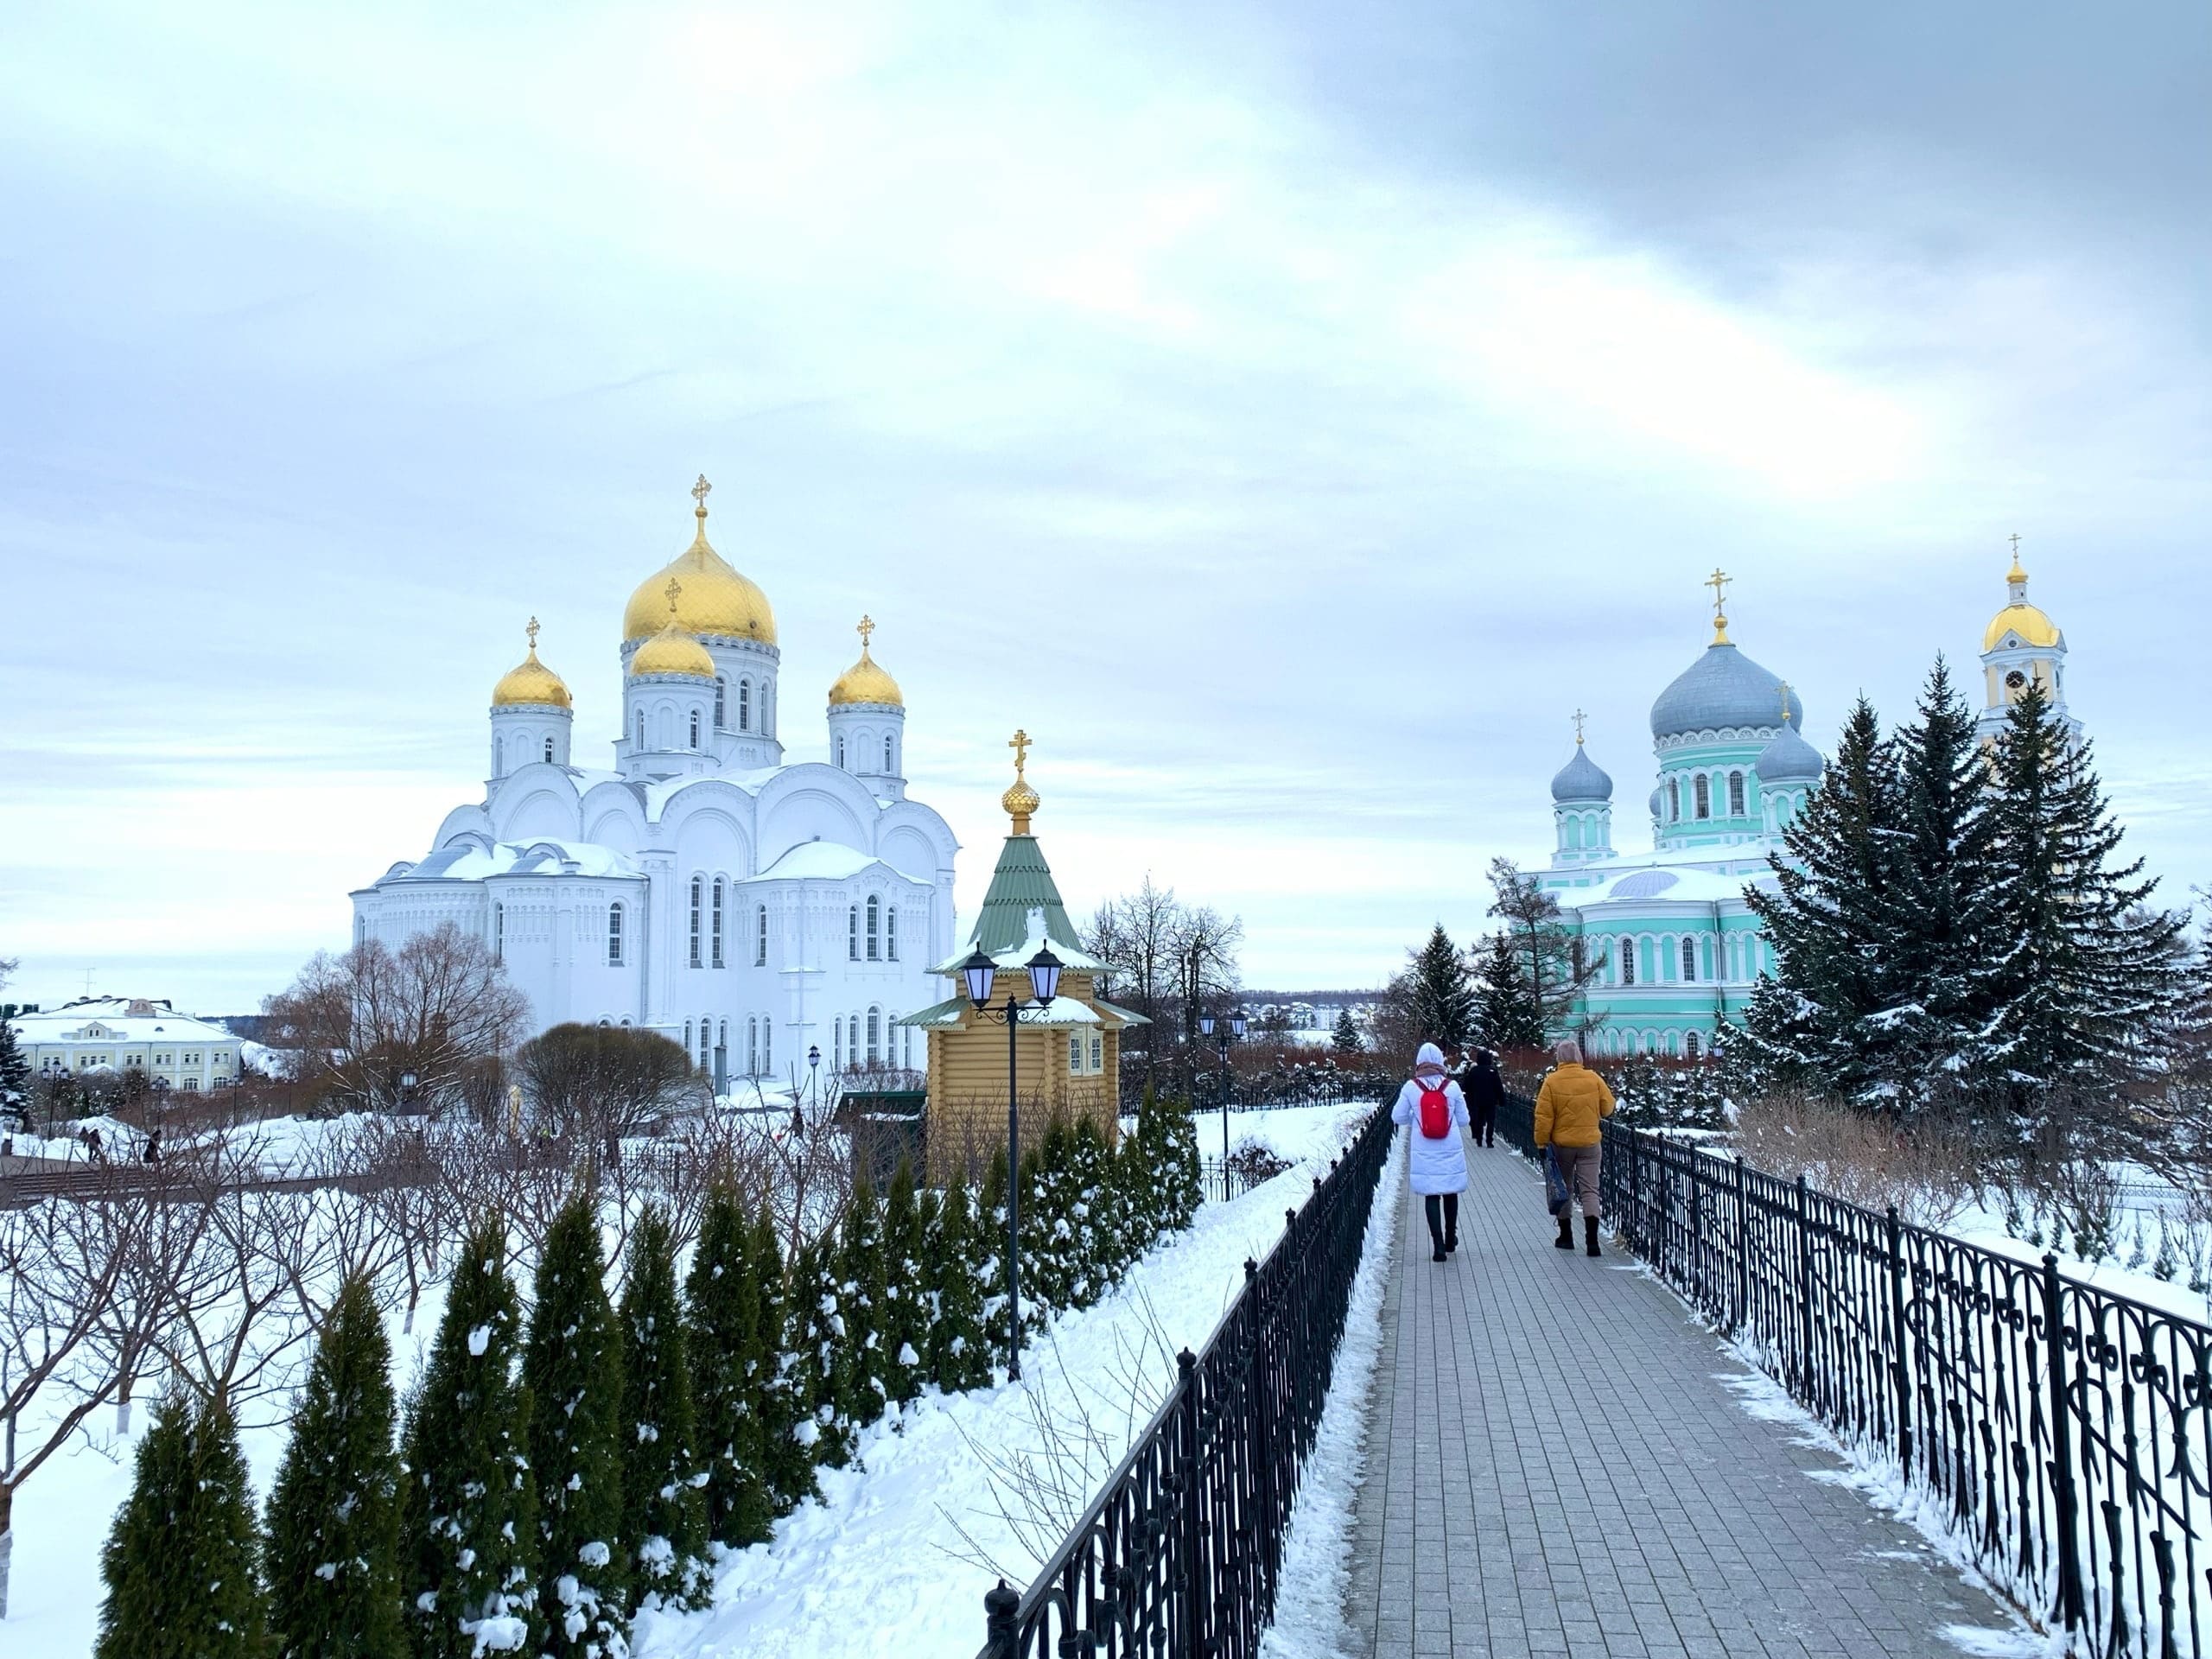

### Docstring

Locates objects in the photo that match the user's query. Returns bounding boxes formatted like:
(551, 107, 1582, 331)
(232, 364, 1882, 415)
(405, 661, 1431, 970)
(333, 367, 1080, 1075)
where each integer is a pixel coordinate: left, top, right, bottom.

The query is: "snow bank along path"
(637, 1103, 1378, 1659)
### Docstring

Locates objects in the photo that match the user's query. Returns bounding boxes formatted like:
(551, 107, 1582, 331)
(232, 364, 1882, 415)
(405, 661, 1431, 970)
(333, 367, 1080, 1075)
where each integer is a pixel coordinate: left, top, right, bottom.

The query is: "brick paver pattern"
(1344, 1127, 2020, 1658)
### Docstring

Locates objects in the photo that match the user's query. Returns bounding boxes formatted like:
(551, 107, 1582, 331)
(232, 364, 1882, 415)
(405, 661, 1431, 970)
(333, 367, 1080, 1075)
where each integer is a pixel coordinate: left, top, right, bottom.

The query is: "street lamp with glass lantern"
(1198, 1013, 1246, 1170)
(397, 1070, 418, 1116)
(961, 938, 1062, 1382)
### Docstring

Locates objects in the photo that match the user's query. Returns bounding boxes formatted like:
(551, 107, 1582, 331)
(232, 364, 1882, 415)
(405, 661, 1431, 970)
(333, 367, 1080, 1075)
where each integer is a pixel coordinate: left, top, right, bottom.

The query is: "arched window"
(690, 709, 701, 748)
(883, 735, 894, 772)
(887, 907, 899, 962)
(747, 1017, 759, 1075)
(848, 906, 859, 961)
(1619, 938, 1636, 987)
(762, 1019, 771, 1071)
(833, 1016, 843, 1069)
(866, 895, 880, 960)
(711, 879, 725, 967)
(607, 904, 624, 965)
(867, 1006, 881, 1065)
(1667, 779, 1680, 822)
(836, 735, 846, 769)
(1681, 937, 1697, 982)
(355, 916, 367, 948)
(635, 709, 646, 749)
(699, 1019, 711, 1073)
(738, 680, 751, 733)
(715, 677, 726, 728)
(1694, 774, 1711, 819)
(494, 735, 505, 775)
(1728, 771, 1745, 817)
(755, 905, 768, 966)
(684, 1019, 693, 1052)
(493, 903, 505, 963)
(1686, 1029, 1701, 1059)
(543, 735, 556, 765)
(690, 877, 703, 968)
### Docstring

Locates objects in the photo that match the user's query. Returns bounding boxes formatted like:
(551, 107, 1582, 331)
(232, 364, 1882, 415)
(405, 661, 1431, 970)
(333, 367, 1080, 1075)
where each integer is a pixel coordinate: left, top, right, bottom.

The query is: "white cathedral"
(349, 478, 959, 1087)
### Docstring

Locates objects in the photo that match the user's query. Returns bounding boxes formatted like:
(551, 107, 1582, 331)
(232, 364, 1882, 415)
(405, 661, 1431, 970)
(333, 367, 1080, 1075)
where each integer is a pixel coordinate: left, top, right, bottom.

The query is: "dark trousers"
(1470, 1101, 1497, 1147)
(1423, 1192, 1460, 1248)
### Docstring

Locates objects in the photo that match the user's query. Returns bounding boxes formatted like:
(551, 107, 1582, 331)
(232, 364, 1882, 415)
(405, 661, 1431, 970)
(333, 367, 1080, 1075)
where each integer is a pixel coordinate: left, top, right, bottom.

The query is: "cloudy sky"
(2, 0, 2206, 1013)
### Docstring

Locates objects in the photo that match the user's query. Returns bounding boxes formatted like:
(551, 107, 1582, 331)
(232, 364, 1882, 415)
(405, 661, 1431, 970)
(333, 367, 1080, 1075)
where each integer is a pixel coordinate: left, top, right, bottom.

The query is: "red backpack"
(1417, 1084, 1451, 1139)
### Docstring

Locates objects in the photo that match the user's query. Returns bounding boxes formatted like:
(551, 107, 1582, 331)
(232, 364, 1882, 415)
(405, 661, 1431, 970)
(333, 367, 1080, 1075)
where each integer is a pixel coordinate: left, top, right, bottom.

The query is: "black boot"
(1554, 1213, 1575, 1249)
(1432, 1238, 1447, 1262)
(1585, 1217, 1602, 1258)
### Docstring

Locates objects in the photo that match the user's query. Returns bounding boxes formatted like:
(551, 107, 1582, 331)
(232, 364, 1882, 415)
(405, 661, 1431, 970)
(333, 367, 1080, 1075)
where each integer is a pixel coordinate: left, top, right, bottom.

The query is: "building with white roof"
(349, 478, 958, 1086)
(11, 997, 245, 1092)
(1533, 556, 2075, 1058)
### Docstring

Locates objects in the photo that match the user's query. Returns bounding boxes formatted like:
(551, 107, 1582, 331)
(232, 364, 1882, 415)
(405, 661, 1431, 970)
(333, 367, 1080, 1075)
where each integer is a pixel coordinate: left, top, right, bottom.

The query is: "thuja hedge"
(95, 1094, 1211, 1647)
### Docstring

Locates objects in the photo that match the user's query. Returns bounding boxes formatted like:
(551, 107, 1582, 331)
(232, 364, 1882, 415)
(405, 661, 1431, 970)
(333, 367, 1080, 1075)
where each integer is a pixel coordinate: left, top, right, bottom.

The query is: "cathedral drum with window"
(1529, 555, 2080, 1059)
(348, 478, 958, 1086)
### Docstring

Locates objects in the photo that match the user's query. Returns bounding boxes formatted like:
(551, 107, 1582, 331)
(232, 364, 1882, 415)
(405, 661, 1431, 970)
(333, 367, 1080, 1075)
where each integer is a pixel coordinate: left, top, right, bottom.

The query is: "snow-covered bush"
(619, 1205, 710, 1613)
(685, 1184, 774, 1551)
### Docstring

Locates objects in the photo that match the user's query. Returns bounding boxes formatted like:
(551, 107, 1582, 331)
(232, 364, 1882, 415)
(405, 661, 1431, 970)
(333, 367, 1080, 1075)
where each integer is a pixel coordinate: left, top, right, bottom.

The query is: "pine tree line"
(1740, 664, 2190, 1111)
(95, 1101, 1207, 1656)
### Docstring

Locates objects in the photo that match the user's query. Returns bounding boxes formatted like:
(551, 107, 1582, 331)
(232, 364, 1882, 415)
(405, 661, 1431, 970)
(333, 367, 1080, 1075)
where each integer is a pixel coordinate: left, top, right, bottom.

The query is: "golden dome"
(1001, 728, 1039, 835)
(1983, 544, 2061, 651)
(829, 615, 905, 707)
(628, 578, 717, 681)
(492, 618, 572, 709)
(621, 476, 778, 646)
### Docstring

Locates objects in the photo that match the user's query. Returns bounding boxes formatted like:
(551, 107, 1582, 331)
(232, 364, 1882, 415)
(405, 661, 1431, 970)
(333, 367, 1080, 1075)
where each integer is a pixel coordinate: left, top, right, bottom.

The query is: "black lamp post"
(1198, 1013, 1246, 1168)
(799, 1045, 819, 1135)
(397, 1069, 418, 1117)
(961, 938, 1063, 1382)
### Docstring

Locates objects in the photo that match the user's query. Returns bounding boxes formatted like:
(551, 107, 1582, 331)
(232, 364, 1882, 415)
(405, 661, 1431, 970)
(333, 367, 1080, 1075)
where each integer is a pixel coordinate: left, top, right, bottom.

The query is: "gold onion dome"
(621, 475, 778, 645)
(492, 618, 572, 708)
(1001, 728, 1040, 834)
(1983, 548, 2061, 651)
(829, 615, 905, 707)
(628, 577, 717, 681)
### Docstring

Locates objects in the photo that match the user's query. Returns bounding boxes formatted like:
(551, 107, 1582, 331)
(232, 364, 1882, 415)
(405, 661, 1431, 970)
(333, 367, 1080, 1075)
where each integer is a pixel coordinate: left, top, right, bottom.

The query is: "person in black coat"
(1461, 1047, 1506, 1148)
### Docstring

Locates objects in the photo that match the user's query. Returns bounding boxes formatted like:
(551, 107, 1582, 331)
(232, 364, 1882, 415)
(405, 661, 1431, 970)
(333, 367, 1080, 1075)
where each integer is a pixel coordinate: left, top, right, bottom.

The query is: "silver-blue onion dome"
(1649, 643, 1802, 741)
(1550, 744, 1613, 804)
(1753, 721, 1825, 785)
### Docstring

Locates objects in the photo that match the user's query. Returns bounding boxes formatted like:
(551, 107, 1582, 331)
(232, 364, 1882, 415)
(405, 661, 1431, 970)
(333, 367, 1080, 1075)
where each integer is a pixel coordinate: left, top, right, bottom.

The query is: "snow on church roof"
(742, 842, 931, 885)
(391, 839, 640, 883)
(1554, 863, 1779, 910)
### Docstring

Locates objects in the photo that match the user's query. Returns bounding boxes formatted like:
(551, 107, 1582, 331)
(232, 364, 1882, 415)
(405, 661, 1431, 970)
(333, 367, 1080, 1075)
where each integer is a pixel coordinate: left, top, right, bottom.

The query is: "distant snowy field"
(10, 1101, 1379, 1658)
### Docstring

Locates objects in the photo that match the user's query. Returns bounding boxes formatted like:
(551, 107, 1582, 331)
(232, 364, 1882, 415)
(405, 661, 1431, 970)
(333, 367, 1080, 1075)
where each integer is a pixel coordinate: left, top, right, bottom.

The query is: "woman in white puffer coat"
(1391, 1041, 1470, 1262)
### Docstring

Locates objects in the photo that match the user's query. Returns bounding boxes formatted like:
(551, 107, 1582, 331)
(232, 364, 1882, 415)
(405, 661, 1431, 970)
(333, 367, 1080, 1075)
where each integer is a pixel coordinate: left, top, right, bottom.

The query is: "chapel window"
(607, 904, 624, 966)
(635, 709, 646, 748)
(493, 903, 505, 964)
(690, 709, 701, 748)
(1681, 938, 1697, 982)
(1686, 1029, 1701, 1059)
(866, 895, 880, 960)
(1728, 771, 1745, 817)
(747, 1017, 759, 1075)
(690, 878, 703, 968)
(756, 905, 768, 966)
(848, 906, 859, 961)
(887, 907, 899, 962)
(1694, 774, 1711, 819)
(836, 735, 846, 769)
(715, 677, 726, 727)
(1667, 779, 1680, 822)
(884, 735, 894, 772)
(711, 879, 725, 968)
(867, 1006, 881, 1065)
(1619, 938, 1637, 987)
(739, 680, 751, 732)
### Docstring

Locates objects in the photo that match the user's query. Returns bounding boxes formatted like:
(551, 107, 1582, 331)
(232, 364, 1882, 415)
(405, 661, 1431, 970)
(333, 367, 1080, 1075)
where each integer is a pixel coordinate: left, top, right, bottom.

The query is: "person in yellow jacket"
(1534, 1037, 1615, 1257)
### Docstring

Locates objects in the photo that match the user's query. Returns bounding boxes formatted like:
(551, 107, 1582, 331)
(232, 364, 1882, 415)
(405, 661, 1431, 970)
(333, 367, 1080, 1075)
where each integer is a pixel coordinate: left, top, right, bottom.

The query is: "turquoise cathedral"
(1534, 556, 2073, 1058)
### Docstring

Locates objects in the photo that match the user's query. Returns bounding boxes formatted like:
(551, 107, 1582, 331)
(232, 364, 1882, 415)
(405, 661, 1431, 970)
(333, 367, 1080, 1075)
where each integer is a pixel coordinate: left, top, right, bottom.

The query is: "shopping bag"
(1542, 1148, 1569, 1217)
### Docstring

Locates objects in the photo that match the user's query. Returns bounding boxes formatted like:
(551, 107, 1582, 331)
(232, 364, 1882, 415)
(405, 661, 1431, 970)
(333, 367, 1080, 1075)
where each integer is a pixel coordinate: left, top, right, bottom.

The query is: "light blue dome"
(1550, 745, 1613, 803)
(1753, 722, 1824, 785)
(1650, 643, 1802, 741)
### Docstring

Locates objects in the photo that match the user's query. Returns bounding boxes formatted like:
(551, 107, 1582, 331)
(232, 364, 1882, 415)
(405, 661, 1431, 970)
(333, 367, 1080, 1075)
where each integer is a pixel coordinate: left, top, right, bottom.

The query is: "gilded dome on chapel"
(621, 478, 778, 647)
(491, 620, 572, 708)
(829, 616, 905, 708)
(1982, 550, 2063, 652)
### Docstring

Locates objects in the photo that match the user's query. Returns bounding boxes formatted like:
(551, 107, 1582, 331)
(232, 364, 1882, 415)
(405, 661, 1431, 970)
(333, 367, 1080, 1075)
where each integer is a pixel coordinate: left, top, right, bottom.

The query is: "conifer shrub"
(1016, 1137, 1064, 1322)
(925, 1172, 990, 1393)
(1065, 1119, 1114, 1309)
(787, 1234, 849, 1468)
(878, 1158, 926, 1409)
(400, 1216, 539, 1659)
(832, 1174, 890, 1437)
(619, 1205, 711, 1612)
(685, 1183, 772, 1550)
(524, 1194, 628, 1656)
(748, 1211, 814, 1513)
(264, 1274, 405, 1659)
(99, 1395, 268, 1659)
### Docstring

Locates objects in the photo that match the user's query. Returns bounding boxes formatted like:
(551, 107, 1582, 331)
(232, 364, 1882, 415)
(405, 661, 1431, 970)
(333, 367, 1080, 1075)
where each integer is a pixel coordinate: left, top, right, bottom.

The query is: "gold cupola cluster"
(492, 618, 573, 708)
(622, 475, 778, 646)
(828, 614, 905, 708)
(1982, 540, 2062, 651)
(628, 577, 718, 681)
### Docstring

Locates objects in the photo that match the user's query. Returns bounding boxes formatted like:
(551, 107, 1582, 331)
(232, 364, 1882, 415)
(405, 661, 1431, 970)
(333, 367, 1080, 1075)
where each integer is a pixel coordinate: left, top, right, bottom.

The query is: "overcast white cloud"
(2, 0, 2206, 1010)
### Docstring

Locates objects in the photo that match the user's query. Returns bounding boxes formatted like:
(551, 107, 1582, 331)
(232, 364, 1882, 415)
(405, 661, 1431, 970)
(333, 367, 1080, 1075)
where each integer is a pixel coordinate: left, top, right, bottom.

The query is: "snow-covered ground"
(9, 1102, 1379, 1657)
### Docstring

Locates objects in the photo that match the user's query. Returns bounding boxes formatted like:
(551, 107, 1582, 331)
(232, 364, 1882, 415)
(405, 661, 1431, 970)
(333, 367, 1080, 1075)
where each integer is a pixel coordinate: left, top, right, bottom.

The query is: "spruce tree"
(618, 1205, 710, 1612)
(1742, 695, 1904, 1098)
(1986, 683, 2189, 1090)
(925, 1173, 989, 1393)
(686, 1183, 772, 1549)
(1330, 1007, 1363, 1059)
(787, 1234, 848, 1468)
(748, 1212, 814, 1513)
(0, 1010, 31, 1133)
(1471, 931, 1543, 1052)
(1873, 658, 2010, 1098)
(99, 1395, 267, 1659)
(523, 1195, 628, 1657)
(877, 1159, 925, 1410)
(831, 1174, 889, 1435)
(400, 1217, 538, 1659)
(1158, 1101, 1203, 1231)
(264, 1275, 404, 1659)
(1403, 925, 1478, 1052)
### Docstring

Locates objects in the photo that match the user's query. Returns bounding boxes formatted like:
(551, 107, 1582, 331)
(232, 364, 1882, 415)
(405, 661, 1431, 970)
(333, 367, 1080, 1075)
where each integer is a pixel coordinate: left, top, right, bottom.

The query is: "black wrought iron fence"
(1586, 1117, 2211, 1658)
(976, 1101, 1395, 1659)
(1116, 1071, 1393, 1116)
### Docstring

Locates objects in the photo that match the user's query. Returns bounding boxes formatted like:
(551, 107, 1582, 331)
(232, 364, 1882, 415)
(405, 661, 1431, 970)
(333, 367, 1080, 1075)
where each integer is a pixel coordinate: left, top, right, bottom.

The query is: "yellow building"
(899, 735, 1147, 1179)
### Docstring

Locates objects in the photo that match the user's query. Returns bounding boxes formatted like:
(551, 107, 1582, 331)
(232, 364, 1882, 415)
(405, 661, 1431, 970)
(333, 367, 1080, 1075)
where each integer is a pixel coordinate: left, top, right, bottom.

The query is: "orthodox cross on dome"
(1009, 728, 1032, 777)
(2009, 531, 2021, 558)
(1705, 567, 1733, 645)
(664, 576, 683, 619)
(1572, 708, 1587, 746)
(692, 474, 711, 514)
(1777, 681, 1792, 724)
(525, 616, 540, 652)
(857, 614, 875, 653)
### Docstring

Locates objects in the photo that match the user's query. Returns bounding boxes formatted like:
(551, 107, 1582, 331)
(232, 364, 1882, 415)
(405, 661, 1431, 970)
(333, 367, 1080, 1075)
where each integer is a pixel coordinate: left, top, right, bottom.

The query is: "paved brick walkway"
(1344, 1128, 2021, 1658)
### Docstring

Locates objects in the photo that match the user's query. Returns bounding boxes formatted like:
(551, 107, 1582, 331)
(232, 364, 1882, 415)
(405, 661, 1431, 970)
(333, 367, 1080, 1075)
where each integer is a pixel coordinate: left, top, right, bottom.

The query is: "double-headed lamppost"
(1198, 1012, 1246, 1166)
(959, 938, 1064, 1382)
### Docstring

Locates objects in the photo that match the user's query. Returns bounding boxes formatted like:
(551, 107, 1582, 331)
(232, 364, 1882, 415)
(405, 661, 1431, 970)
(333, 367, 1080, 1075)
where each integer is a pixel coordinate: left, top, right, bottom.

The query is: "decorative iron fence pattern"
(1497, 1084, 2210, 1659)
(1116, 1071, 1392, 1116)
(977, 1101, 1395, 1659)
